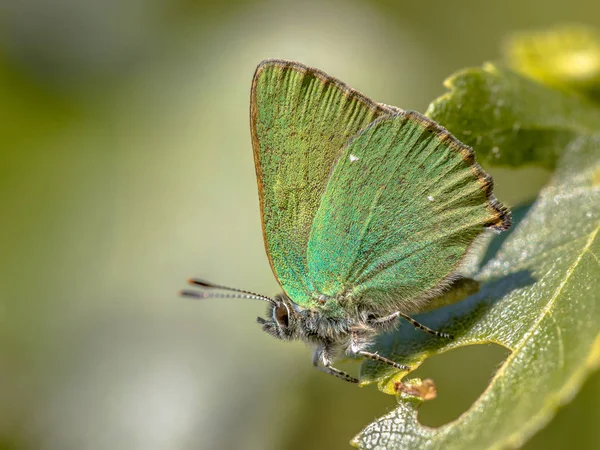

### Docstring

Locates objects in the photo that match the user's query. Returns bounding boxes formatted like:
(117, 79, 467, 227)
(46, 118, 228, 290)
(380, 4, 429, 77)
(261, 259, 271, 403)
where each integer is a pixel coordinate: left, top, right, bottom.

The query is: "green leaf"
(352, 66, 600, 449)
(425, 63, 600, 169)
(504, 25, 600, 103)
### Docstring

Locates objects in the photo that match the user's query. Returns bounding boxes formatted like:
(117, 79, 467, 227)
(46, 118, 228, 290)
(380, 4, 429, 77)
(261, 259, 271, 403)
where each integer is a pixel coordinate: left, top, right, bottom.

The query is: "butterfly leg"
(357, 351, 410, 370)
(346, 330, 409, 372)
(373, 312, 453, 339)
(312, 347, 358, 384)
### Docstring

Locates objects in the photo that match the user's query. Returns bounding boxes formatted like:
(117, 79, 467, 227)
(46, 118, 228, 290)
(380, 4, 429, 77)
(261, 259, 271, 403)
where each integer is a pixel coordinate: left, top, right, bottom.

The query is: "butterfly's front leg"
(312, 346, 358, 384)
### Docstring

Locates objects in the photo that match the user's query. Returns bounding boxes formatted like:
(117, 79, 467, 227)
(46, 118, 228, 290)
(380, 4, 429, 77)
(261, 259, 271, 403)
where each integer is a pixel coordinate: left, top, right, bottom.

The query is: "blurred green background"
(1, 1, 598, 449)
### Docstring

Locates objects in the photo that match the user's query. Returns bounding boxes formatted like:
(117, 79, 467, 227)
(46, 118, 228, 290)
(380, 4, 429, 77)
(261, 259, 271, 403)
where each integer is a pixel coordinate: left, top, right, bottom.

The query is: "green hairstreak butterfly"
(182, 59, 511, 383)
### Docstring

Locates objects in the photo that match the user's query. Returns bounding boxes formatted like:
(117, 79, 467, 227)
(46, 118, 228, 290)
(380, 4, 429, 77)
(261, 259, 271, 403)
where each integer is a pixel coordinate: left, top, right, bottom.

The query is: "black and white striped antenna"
(180, 278, 276, 304)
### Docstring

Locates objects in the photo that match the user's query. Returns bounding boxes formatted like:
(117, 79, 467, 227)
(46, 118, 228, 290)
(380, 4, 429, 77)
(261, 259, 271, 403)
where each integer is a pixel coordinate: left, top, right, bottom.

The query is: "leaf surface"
(426, 64, 600, 169)
(504, 25, 600, 103)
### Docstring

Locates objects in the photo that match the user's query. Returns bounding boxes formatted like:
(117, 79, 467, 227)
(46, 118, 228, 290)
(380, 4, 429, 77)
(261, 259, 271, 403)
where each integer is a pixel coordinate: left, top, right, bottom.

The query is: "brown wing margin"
(403, 110, 511, 231)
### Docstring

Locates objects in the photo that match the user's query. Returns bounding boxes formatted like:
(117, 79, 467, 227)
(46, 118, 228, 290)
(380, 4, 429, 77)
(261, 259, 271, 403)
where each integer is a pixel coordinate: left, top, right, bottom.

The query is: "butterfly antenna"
(180, 278, 276, 304)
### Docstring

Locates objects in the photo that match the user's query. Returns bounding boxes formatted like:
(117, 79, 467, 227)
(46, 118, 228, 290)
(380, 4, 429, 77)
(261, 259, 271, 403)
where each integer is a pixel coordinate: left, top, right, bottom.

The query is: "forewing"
(251, 60, 395, 305)
(306, 112, 510, 312)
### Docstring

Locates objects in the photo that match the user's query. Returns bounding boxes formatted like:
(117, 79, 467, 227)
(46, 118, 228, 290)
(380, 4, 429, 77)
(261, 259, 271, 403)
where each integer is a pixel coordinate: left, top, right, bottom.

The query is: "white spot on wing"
(349, 154, 359, 162)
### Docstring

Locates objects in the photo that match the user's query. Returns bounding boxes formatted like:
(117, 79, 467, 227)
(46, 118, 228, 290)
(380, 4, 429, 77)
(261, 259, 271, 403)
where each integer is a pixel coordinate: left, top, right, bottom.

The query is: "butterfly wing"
(306, 111, 510, 313)
(251, 60, 396, 305)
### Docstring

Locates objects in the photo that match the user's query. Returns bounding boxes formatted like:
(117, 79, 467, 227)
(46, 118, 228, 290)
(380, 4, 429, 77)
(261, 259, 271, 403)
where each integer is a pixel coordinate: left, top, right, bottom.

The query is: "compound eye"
(274, 303, 289, 328)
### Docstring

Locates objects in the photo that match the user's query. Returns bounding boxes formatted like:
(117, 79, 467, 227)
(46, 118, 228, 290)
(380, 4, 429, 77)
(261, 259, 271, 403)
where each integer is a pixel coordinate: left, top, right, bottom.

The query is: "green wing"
(251, 60, 395, 305)
(306, 112, 510, 314)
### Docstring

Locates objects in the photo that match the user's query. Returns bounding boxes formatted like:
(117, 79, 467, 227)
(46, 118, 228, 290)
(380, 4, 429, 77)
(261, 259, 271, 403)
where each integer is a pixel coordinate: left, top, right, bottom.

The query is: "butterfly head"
(181, 278, 305, 341)
(256, 293, 304, 340)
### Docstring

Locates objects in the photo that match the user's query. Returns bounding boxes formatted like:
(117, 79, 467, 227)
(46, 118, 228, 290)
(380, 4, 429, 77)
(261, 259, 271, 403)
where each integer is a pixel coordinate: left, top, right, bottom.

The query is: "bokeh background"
(1, 1, 598, 449)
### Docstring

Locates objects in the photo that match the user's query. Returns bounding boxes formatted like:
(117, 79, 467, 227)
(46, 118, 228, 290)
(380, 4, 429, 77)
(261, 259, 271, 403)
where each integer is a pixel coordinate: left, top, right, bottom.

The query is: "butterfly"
(182, 59, 511, 383)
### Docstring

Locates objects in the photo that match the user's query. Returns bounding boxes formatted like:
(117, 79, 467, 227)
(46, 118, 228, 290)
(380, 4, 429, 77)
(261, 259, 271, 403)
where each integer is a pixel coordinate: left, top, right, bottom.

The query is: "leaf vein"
(548, 312, 565, 371)
(586, 248, 600, 266)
